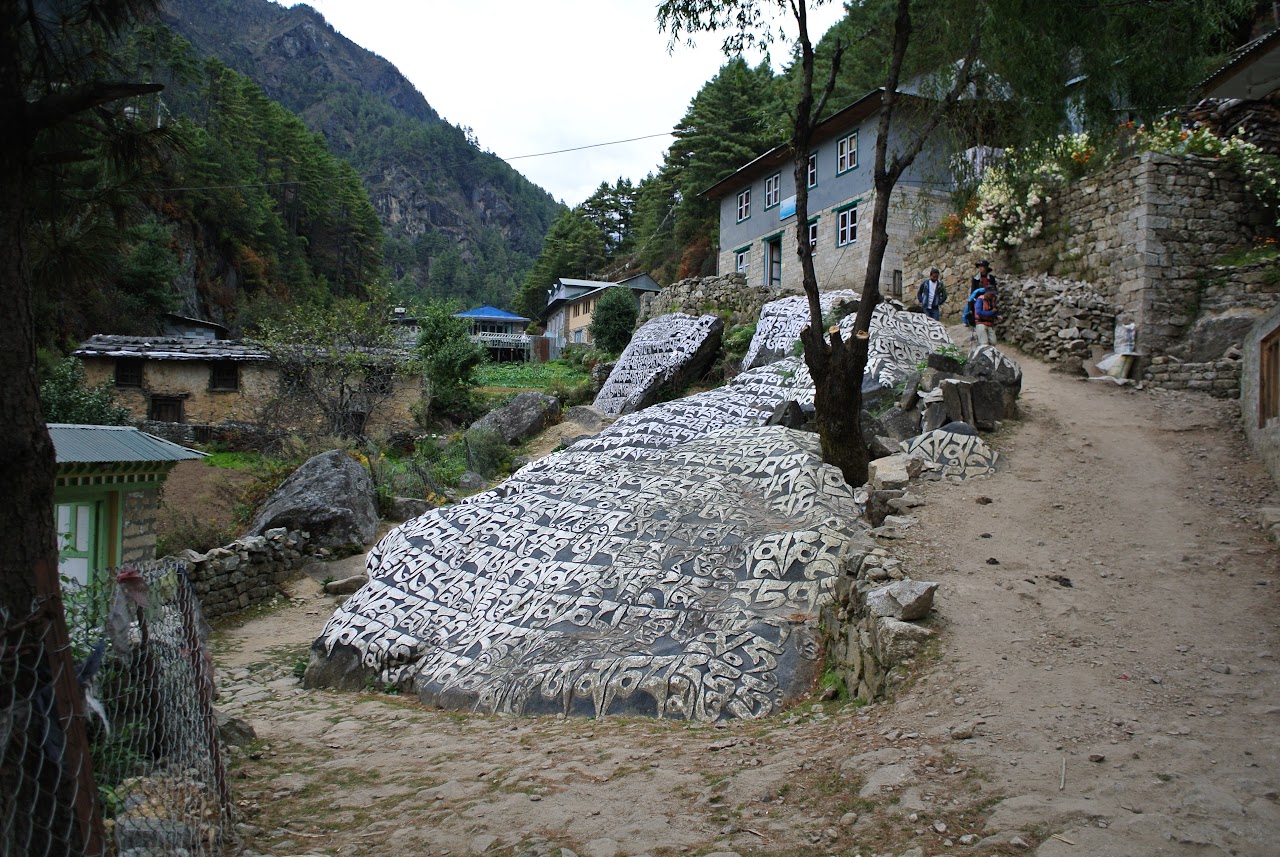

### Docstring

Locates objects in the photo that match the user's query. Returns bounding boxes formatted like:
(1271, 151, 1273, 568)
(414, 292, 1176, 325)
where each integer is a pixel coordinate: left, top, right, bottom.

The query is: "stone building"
(51, 423, 203, 585)
(704, 89, 952, 301)
(74, 335, 423, 441)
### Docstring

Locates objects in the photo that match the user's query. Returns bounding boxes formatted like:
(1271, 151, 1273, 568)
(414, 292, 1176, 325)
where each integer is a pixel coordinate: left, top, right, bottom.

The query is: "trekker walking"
(970, 260, 999, 346)
(916, 267, 946, 320)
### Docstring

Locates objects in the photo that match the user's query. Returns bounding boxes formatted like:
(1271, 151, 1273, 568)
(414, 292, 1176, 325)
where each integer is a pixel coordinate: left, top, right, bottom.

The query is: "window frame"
(209, 360, 239, 392)
(148, 395, 184, 423)
(736, 187, 752, 222)
(1262, 324, 1280, 428)
(734, 245, 751, 274)
(114, 358, 143, 388)
(836, 203, 858, 246)
(764, 233, 783, 287)
(808, 218, 819, 255)
(764, 173, 781, 209)
(837, 132, 859, 175)
(807, 153, 818, 189)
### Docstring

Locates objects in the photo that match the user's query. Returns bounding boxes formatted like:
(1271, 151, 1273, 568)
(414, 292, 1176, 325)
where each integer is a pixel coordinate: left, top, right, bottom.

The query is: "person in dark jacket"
(970, 260, 999, 346)
(916, 268, 946, 320)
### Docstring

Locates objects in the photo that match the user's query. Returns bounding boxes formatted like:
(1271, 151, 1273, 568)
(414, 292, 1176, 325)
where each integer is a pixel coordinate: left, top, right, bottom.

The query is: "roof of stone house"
(1201, 27, 1280, 100)
(74, 335, 271, 362)
(701, 88, 890, 200)
(454, 305, 531, 322)
(49, 424, 205, 465)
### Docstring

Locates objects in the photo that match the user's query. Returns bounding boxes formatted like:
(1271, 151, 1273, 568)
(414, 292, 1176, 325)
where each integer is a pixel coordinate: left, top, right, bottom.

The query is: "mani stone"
(868, 452, 924, 490)
(742, 290, 859, 370)
(245, 449, 377, 549)
(593, 313, 725, 417)
(468, 391, 561, 445)
(307, 426, 864, 721)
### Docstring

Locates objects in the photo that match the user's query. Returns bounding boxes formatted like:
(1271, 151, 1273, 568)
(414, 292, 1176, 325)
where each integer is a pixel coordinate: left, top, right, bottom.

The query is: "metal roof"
(1200, 27, 1280, 99)
(74, 335, 271, 362)
(49, 424, 206, 465)
(454, 305, 531, 322)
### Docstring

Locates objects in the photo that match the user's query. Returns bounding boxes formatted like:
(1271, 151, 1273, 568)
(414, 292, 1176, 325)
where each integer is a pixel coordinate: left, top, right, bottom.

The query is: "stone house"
(543, 275, 662, 352)
(74, 334, 423, 441)
(704, 89, 953, 300)
(51, 423, 203, 585)
(454, 305, 532, 362)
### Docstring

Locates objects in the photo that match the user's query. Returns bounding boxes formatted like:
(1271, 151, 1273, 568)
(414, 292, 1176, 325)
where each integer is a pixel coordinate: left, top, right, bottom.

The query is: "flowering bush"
(961, 121, 1280, 255)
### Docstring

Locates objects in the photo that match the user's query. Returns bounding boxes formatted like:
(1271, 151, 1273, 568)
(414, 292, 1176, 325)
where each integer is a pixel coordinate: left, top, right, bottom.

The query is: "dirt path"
(215, 347, 1280, 857)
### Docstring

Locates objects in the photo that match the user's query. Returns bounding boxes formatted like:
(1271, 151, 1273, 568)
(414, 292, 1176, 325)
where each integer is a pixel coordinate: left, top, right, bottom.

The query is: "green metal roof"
(49, 424, 206, 465)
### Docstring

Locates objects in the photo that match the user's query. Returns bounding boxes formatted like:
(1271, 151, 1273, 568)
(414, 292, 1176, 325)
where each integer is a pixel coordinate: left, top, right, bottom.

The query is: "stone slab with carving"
(593, 313, 724, 417)
(742, 290, 859, 370)
(308, 425, 864, 721)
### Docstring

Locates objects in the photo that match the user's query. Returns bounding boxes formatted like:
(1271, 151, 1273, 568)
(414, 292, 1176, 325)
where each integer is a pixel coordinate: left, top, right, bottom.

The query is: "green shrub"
(38, 356, 131, 425)
(464, 427, 511, 479)
(589, 287, 640, 354)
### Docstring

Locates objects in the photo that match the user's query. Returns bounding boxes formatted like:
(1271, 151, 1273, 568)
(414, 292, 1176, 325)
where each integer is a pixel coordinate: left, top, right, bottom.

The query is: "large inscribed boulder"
(593, 313, 724, 417)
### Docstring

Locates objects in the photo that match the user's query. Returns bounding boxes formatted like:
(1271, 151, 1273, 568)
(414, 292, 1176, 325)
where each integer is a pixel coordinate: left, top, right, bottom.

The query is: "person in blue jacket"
(916, 268, 946, 320)
(970, 260, 999, 346)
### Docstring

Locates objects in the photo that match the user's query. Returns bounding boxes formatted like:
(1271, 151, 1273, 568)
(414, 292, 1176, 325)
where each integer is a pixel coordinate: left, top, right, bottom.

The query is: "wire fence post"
(35, 557, 107, 857)
(176, 571, 232, 816)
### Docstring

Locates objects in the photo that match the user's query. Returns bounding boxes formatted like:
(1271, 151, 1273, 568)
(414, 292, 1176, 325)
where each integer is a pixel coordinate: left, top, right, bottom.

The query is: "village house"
(51, 423, 203, 585)
(704, 89, 954, 300)
(454, 305, 532, 362)
(543, 273, 661, 354)
(73, 334, 423, 441)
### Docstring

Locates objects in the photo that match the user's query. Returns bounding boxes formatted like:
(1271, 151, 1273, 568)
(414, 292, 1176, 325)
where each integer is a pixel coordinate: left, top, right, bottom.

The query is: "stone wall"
(180, 528, 312, 620)
(904, 152, 1272, 396)
(821, 544, 938, 703)
(993, 275, 1116, 364)
(1243, 304, 1280, 486)
(638, 273, 771, 327)
(121, 489, 159, 565)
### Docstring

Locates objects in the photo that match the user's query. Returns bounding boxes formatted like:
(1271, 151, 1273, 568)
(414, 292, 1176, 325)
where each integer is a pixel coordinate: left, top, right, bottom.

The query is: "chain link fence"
(2, 559, 231, 856)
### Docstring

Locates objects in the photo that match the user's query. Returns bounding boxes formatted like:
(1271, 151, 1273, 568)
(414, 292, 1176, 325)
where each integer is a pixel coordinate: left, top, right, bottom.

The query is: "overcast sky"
(293, 0, 847, 207)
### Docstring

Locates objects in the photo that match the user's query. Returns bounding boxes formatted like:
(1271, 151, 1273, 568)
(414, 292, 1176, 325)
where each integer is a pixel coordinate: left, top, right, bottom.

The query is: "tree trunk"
(0, 17, 104, 853)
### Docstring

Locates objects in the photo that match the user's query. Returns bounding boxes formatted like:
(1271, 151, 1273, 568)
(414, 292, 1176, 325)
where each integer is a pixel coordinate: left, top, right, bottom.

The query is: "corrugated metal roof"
(49, 424, 206, 464)
(454, 305, 531, 322)
(74, 335, 271, 362)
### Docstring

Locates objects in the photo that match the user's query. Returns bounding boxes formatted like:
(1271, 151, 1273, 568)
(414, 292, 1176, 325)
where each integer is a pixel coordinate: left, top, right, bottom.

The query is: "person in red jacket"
(970, 260, 999, 346)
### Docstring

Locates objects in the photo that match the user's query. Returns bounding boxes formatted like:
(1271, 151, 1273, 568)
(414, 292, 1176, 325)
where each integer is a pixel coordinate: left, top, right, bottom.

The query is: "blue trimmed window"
(764, 173, 780, 209)
(837, 132, 858, 174)
(736, 188, 751, 222)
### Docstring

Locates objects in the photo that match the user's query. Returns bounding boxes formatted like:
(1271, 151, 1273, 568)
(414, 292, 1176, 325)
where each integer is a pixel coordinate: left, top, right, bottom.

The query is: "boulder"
(742, 290, 858, 370)
(468, 391, 561, 445)
(564, 405, 611, 432)
(939, 378, 975, 425)
(245, 450, 377, 549)
(868, 452, 923, 490)
(873, 616, 936, 664)
(387, 496, 435, 522)
(878, 406, 921, 445)
(901, 429, 999, 479)
(966, 345, 1023, 393)
(765, 399, 809, 429)
(866, 580, 939, 621)
(593, 313, 725, 416)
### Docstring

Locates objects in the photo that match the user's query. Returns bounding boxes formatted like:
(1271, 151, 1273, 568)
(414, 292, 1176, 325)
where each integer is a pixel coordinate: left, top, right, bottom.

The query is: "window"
(837, 206, 858, 246)
(837, 132, 858, 174)
(764, 173, 780, 209)
(736, 187, 751, 222)
(209, 360, 238, 391)
(148, 395, 184, 423)
(808, 220, 819, 255)
(807, 153, 818, 188)
(765, 236, 783, 287)
(1262, 325, 1280, 428)
(735, 248, 750, 273)
(115, 358, 143, 388)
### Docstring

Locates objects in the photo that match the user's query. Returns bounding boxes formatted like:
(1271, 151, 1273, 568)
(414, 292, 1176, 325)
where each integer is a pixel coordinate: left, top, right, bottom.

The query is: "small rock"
(950, 723, 975, 740)
(1010, 836, 1030, 849)
(959, 834, 977, 845)
(1089, 753, 1106, 763)
(933, 821, 947, 834)
(839, 812, 859, 826)
(1208, 663, 1233, 674)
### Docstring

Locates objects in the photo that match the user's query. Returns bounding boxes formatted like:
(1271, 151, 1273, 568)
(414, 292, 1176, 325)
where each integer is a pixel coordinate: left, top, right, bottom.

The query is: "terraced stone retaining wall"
(179, 527, 312, 619)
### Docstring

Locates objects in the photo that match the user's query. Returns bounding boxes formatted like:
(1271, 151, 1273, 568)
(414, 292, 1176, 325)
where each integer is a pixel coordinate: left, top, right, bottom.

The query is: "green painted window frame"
(807, 153, 818, 189)
(836, 200, 859, 246)
(764, 173, 781, 210)
(733, 244, 752, 274)
(837, 132, 859, 175)
(736, 187, 752, 222)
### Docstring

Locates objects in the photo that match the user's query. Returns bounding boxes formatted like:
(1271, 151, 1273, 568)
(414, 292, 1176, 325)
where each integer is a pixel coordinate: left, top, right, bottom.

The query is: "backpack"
(962, 294, 977, 327)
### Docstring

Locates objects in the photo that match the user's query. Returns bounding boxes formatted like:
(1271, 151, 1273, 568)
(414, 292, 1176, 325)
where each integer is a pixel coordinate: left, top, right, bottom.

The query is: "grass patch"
(474, 360, 590, 390)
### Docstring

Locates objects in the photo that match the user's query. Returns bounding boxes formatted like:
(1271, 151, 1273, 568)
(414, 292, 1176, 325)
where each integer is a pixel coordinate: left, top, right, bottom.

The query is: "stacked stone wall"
(638, 273, 771, 327)
(121, 489, 159, 565)
(995, 275, 1116, 363)
(904, 151, 1272, 397)
(180, 527, 312, 619)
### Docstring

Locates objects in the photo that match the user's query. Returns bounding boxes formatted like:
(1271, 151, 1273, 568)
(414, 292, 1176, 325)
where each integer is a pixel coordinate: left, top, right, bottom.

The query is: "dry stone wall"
(905, 151, 1272, 396)
(180, 528, 312, 619)
(638, 273, 772, 327)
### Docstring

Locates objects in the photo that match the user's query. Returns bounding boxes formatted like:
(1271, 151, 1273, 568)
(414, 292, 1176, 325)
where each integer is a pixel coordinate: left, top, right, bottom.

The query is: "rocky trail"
(214, 344, 1280, 857)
